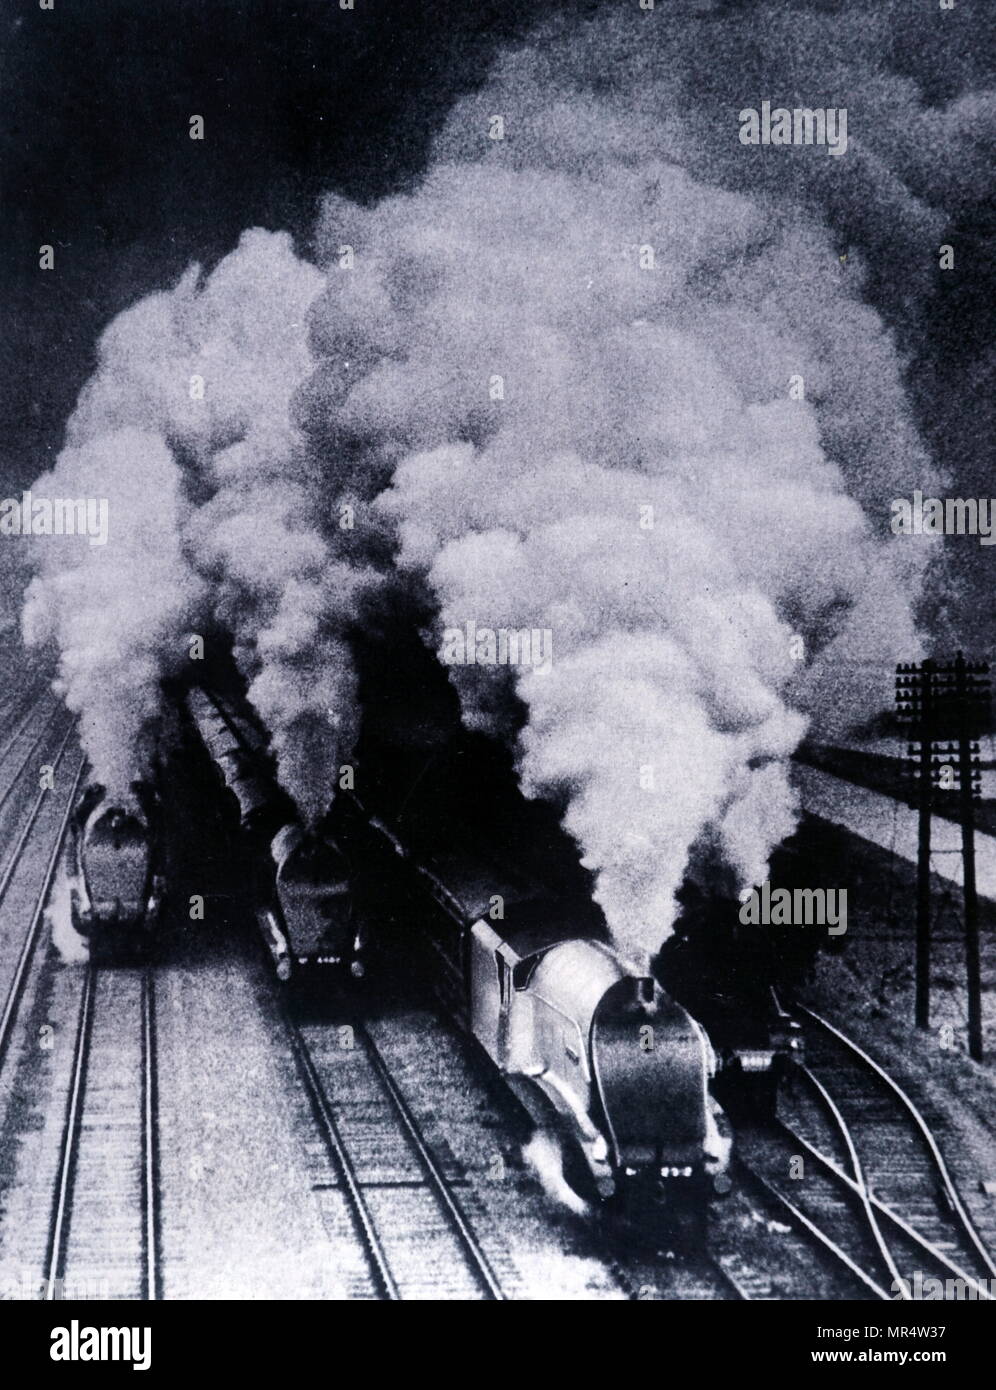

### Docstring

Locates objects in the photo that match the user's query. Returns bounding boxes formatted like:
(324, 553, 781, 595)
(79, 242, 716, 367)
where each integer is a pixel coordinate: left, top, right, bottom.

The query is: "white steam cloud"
(23, 231, 366, 819)
(313, 164, 929, 960)
(25, 0, 981, 960)
(23, 428, 203, 800)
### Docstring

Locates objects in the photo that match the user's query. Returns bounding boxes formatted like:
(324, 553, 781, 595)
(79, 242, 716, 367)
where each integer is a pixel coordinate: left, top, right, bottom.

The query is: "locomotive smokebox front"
(591, 976, 725, 1203)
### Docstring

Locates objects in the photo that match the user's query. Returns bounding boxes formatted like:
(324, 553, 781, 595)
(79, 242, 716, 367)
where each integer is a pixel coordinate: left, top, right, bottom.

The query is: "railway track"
(0, 686, 54, 760)
(0, 718, 161, 1300)
(0, 737, 84, 1077)
(0, 689, 980, 1302)
(787, 1006, 996, 1296)
(0, 662, 48, 722)
(0, 709, 63, 833)
(283, 980, 924, 1301)
(711, 1159, 897, 1301)
(285, 1006, 507, 1300)
(735, 1006, 996, 1301)
(42, 965, 161, 1301)
(0, 699, 160, 1299)
(734, 1138, 895, 1299)
(0, 719, 78, 902)
(612, 1246, 751, 1300)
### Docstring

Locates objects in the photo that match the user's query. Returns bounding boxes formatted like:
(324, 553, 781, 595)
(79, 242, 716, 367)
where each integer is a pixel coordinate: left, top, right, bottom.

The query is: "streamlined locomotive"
(345, 767, 732, 1216)
(69, 781, 163, 956)
(184, 686, 359, 980)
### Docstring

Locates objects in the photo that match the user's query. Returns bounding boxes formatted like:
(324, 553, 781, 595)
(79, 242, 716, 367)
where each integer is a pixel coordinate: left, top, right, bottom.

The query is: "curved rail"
(733, 1156, 893, 1301)
(779, 1105, 993, 1300)
(798, 1004, 996, 1282)
(796, 1063, 909, 1297)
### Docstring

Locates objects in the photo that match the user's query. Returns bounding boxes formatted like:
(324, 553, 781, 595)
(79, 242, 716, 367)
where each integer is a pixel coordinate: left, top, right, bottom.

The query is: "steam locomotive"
(183, 685, 359, 981)
(340, 734, 732, 1218)
(69, 781, 164, 957)
(63, 616, 770, 1221)
(183, 655, 733, 1214)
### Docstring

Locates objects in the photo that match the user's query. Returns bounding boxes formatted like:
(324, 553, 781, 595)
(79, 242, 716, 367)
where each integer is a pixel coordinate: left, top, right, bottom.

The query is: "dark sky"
(1, 0, 571, 490)
(2, 0, 993, 648)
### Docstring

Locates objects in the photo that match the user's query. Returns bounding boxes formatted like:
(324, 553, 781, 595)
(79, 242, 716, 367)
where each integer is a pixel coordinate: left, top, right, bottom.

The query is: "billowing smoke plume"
(301, 16, 946, 960)
(315, 159, 922, 962)
(25, 0, 991, 959)
(23, 429, 204, 799)
(24, 231, 368, 819)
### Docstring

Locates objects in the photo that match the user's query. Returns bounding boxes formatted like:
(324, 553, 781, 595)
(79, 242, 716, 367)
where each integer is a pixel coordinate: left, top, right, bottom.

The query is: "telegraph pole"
(948, 653, 989, 1061)
(896, 659, 934, 1029)
(896, 653, 990, 1058)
